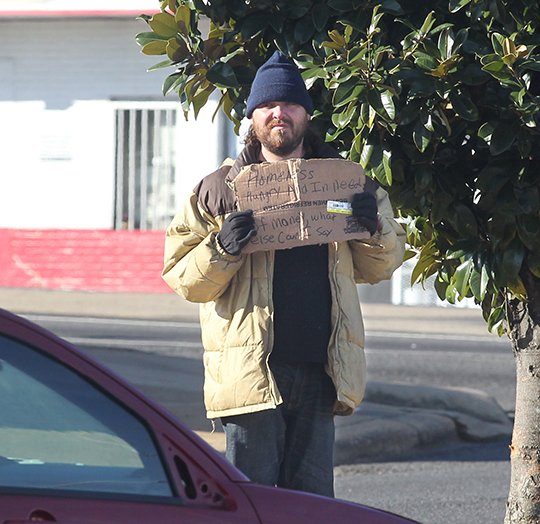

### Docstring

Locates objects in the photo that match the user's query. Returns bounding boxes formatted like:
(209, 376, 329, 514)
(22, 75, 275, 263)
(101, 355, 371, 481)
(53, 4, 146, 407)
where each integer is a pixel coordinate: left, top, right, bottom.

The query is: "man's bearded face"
(251, 102, 310, 157)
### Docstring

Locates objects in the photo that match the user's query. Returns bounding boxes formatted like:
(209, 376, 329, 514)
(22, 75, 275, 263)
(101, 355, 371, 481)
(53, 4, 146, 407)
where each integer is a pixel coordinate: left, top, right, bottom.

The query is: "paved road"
(335, 441, 510, 524)
(27, 313, 515, 413)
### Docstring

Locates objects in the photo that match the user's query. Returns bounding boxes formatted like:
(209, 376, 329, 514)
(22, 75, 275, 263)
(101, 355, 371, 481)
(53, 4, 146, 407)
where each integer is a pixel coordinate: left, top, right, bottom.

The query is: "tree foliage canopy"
(137, 0, 540, 333)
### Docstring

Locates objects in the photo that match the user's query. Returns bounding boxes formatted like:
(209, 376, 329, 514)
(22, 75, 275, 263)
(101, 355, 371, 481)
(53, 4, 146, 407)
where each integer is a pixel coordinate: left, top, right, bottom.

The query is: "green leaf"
(469, 268, 481, 301)
(488, 214, 516, 250)
(490, 119, 520, 155)
(141, 40, 168, 55)
(419, 10, 435, 36)
(135, 32, 168, 47)
(332, 78, 357, 106)
(368, 6, 384, 36)
(382, 148, 392, 186)
(454, 63, 490, 86)
(497, 238, 525, 286)
(148, 12, 178, 38)
(413, 52, 439, 71)
(437, 28, 454, 60)
(449, 0, 472, 13)
(380, 0, 403, 15)
(399, 100, 422, 126)
(295, 16, 316, 45)
(163, 73, 184, 96)
(147, 58, 175, 71)
(328, 29, 346, 48)
(166, 37, 190, 62)
(380, 90, 396, 120)
(411, 240, 438, 285)
(193, 84, 215, 118)
(312, 3, 330, 32)
(478, 121, 494, 143)
(344, 24, 353, 44)
(528, 251, 540, 278)
(480, 265, 490, 300)
(367, 89, 395, 122)
(240, 12, 269, 39)
(514, 186, 539, 215)
(269, 13, 285, 32)
(476, 164, 511, 193)
(408, 74, 437, 97)
(448, 204, 478, 238)
(518, 216, 540, 251)
(454, 259, 473, 298)
(331, 103, 356, 128)
(361, 139, 393, 186)
(413, 119, 432, 152)
(175, 5, 192, 34)
(520, 60, 540, 73)
(302, 67, 327, 81)
(328, 0, 353, 13)
(403, 249, 417, 262)
(491, 32, 506, 56)
(434, 275, 448, 300)
(482, 61, 513, 82)
(281, 0, 313, 19)
(414, 165, 433, 194)
(359, 142, 374, 168)
(449, 89, 479, 121)
(430, 189, 452, 224)
(487, 305, 505, 334)
(206, 61, 239, 88)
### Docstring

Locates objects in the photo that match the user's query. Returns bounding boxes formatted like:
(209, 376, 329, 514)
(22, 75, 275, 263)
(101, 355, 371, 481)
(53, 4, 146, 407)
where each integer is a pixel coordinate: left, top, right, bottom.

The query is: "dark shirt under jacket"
(271, 243, 332, 363)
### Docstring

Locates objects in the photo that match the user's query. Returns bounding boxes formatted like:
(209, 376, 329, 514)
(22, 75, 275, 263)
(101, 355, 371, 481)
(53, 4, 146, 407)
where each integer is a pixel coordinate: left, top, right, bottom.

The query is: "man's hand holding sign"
(230, 158, 379, 254)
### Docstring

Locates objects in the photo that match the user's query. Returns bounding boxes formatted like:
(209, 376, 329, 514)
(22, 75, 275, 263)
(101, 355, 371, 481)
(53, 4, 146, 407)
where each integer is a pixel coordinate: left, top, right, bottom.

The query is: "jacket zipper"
(266, 251, 279, 407)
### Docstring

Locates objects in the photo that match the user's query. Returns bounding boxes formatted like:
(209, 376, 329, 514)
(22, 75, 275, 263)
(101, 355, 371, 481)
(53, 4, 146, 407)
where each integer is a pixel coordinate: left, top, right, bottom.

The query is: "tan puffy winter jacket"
(162, 141, 405, 419)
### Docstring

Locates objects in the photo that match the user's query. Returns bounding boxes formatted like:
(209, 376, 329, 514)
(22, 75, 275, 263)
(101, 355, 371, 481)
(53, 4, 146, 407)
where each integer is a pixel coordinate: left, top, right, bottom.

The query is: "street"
(26, 313, 515, 524)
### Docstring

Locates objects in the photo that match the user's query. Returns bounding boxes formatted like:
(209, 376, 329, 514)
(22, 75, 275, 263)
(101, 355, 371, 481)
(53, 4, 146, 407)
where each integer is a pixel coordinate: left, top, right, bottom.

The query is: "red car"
(0, 308, 417, 524)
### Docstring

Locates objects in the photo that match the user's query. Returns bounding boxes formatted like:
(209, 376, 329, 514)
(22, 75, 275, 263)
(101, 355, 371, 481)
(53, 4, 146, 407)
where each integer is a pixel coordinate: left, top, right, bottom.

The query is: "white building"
(0, 0, 234, 231)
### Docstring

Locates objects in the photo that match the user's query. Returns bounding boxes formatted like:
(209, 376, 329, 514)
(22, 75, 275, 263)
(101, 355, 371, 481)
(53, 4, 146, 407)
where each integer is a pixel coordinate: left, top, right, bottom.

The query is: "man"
(162, 51, 405, 497)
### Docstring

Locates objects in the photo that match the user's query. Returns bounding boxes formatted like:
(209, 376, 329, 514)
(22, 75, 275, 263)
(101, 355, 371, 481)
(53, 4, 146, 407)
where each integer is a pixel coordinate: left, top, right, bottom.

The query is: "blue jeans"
(221, 361, 336, 497)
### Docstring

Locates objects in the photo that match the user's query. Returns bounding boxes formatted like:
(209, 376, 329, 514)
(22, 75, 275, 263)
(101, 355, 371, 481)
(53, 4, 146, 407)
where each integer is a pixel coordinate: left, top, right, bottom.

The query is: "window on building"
(114, 106, 178, 231)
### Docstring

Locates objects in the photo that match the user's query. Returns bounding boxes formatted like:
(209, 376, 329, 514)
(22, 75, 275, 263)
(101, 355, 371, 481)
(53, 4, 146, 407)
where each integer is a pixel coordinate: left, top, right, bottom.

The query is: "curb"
(334, 382, 513, 464)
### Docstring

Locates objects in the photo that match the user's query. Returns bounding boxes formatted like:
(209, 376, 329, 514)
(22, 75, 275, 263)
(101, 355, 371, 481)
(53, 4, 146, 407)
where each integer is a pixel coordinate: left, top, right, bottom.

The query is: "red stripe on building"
(0, 229, 171, 293)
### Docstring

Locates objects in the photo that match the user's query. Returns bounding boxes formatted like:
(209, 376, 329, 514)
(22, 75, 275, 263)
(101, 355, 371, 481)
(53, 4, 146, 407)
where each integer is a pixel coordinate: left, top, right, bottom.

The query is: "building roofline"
(0, 10, 159, 18)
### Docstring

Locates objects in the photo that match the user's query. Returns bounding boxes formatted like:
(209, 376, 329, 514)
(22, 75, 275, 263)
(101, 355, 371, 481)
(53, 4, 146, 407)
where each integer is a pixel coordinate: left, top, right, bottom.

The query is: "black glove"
(217, 210, 257, 255)
(351, 193, 378, 235)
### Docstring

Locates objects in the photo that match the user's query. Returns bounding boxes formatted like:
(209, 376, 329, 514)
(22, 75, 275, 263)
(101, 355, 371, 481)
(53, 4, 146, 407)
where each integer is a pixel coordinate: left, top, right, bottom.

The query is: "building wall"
(0, 17, 166, 108)
(0, 16, 220, 230)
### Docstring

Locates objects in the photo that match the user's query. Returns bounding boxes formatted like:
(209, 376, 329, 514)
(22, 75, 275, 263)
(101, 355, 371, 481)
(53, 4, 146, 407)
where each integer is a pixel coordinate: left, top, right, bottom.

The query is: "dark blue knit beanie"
(246, 51, 313, 118)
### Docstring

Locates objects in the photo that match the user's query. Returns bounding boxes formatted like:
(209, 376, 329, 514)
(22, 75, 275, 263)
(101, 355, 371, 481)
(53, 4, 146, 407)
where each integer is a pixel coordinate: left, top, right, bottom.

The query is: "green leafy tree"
(137, 1, 540, 521)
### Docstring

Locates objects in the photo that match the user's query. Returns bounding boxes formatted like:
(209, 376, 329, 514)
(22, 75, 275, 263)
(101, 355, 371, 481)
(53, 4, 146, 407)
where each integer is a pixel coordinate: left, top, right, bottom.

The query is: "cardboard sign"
(233, 158, 374, 253)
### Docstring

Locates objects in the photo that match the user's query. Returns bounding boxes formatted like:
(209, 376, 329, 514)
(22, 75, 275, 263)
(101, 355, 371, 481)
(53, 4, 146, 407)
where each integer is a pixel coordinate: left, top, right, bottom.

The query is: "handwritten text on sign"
(233, 158, 374, 253)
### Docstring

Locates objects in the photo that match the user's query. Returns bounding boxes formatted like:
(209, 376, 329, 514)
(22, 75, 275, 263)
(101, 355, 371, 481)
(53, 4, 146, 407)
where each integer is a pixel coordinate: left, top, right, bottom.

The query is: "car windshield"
(0, 334, 173, 498)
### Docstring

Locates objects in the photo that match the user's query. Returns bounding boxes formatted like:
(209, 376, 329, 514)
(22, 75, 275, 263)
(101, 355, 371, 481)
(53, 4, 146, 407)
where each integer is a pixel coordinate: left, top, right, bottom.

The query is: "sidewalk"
(0, 286, 496, 335)
(0, 287, 513, 463)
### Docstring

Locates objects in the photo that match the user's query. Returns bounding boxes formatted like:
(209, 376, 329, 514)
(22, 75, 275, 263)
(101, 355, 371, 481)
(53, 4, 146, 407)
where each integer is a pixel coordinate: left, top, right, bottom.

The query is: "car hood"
(238, 482, 419, 523)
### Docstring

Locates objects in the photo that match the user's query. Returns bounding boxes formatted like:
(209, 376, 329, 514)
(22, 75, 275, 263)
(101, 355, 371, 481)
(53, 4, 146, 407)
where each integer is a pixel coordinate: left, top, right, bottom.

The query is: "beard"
(252, 115, 309, 157)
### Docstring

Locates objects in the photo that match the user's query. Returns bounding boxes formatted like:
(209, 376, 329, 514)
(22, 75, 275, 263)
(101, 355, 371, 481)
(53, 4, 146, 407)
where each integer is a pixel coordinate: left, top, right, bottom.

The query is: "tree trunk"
(505, 270, 540, 524)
